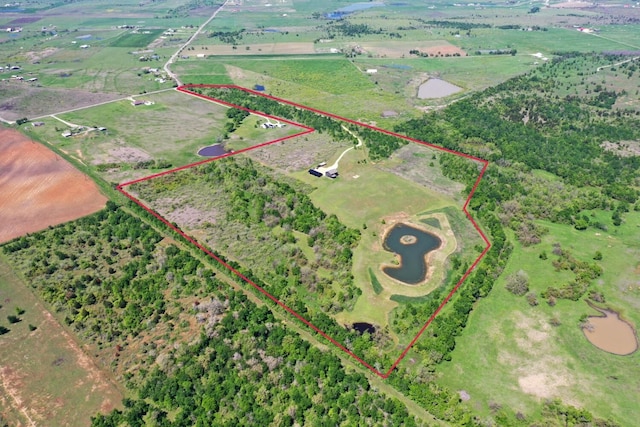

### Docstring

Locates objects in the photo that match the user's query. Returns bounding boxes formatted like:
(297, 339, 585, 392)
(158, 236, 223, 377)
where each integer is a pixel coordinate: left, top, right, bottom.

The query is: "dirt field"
(0, 128, 107, 243)
(358, 40, 467, 59)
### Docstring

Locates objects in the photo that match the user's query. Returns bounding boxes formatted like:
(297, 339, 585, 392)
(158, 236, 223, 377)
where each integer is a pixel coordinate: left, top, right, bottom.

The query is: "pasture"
(173, 52, 538, 121)
(26, 89, 304, 182)
(200, 42, 318, 56)
(439, 211, 640, 426)
(454, 27, 635, 55)
(208, 60, 415, 122)
(222, 58, 375, 95)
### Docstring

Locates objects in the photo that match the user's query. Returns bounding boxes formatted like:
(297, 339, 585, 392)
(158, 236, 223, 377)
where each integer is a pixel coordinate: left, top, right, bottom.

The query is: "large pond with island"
(382, 223, 442, 285)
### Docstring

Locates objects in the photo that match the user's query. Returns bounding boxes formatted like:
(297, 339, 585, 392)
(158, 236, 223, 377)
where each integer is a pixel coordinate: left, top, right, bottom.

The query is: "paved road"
(164, 0, 231, 86)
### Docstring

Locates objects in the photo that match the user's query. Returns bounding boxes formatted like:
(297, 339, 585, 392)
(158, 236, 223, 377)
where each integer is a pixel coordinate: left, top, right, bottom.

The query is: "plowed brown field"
(0, 129, 107, 243)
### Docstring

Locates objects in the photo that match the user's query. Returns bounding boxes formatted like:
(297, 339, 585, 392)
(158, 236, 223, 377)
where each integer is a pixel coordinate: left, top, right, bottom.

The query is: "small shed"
(381, 110, 398, 118)
(254, 84, 265, 91)
(325, 169, 339, 179)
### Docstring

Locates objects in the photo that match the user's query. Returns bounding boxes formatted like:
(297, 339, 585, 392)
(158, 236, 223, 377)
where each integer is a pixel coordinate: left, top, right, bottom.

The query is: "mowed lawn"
(294, 147, 461, 329)
(302, 153, 455, 230)
(0, 255, 122, 426)
(438, 211, 640, 426)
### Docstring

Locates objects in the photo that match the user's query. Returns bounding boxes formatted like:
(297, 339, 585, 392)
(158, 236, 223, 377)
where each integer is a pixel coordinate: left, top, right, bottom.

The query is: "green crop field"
(109, 29, 165, 48)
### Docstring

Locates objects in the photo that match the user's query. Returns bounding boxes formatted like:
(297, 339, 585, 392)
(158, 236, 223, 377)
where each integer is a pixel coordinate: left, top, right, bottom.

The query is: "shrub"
(505, 270, 529, 296)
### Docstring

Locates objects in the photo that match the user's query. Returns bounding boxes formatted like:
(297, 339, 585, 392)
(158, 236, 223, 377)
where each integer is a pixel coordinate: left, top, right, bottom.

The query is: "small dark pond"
(197, 144, 226, 157)
(382, 223, 441, 285)
(353, 322, 376, 335)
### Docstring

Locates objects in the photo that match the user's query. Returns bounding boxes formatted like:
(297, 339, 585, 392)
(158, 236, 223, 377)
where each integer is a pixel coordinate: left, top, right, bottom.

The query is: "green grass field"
(25, 89, 303, 183)
(109, 29, 165, 48)
(223, 58, 375, 95)
(453, 27, 634, 55)
(438, 210, 640, 425)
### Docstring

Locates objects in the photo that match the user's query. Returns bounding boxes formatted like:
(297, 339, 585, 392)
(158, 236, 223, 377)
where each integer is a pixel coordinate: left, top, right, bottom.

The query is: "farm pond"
(418, 78, 462, 99)
(197, 144, 227, 157)
(583, 305, 638, 355)
(352, 322, 376, 335)
(382, 223, 442, 285)
(326, 2, 385, 19)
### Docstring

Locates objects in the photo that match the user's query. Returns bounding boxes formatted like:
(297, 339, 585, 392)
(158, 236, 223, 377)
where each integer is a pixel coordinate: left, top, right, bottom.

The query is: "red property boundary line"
(117, 84, 490, 379)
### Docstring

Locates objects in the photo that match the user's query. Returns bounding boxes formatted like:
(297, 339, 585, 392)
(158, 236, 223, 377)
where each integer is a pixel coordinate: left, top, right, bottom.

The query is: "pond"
(583, 306, 638, 355)
(326, 2, 385, 19)
(418, 78, 462, 99)
(197, 144, 226, 157)
(353, 322, 376, 335)
(382, 223, 442, 285)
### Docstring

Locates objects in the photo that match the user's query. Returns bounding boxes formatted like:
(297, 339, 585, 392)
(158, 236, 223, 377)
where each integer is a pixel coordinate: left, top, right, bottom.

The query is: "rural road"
(27, 88, 174, 122)
(597, 55, 640, 72)
(164, 0, 231, 86)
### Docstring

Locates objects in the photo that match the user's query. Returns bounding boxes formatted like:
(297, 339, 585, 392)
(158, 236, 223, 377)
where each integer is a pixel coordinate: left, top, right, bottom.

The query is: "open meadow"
(438, 211, 640, 426)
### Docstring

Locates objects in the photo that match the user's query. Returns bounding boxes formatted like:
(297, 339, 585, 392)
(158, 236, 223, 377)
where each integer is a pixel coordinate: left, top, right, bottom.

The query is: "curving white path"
(315, 125, 363, 174)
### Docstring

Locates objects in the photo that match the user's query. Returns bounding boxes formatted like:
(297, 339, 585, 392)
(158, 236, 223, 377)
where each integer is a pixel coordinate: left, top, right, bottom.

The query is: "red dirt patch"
(0, 128, 107, 243)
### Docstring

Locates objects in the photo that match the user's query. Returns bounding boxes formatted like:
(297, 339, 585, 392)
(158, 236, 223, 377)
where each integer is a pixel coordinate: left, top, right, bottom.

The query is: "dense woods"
(2, 206, 421, 426)
(92, 290, 421, 426)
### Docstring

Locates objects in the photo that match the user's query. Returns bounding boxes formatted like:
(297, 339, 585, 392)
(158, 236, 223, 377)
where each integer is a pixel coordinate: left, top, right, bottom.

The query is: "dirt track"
(0, 128, 107, 243)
